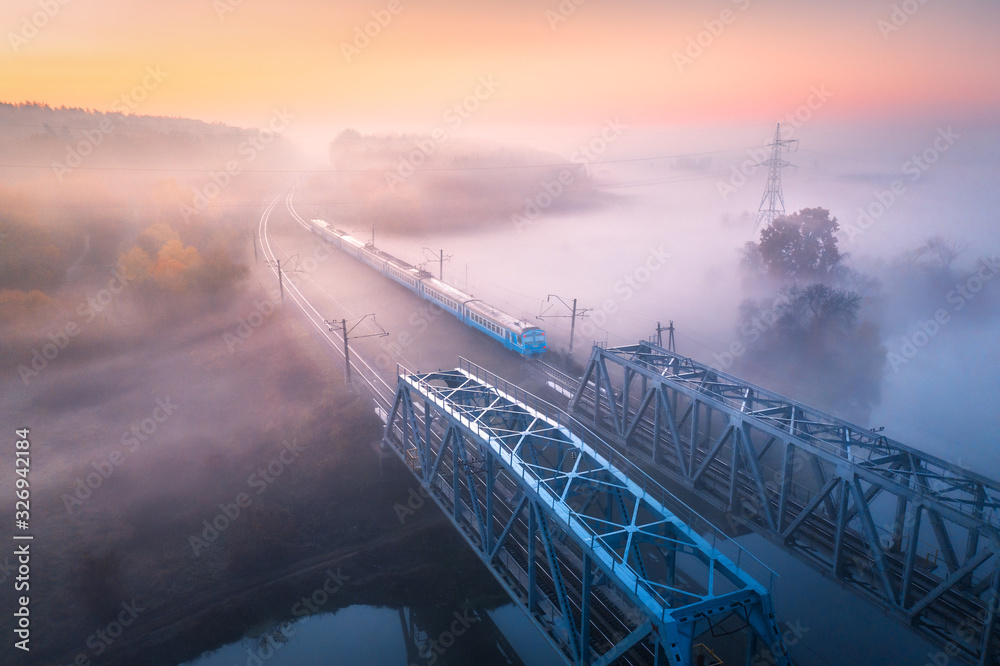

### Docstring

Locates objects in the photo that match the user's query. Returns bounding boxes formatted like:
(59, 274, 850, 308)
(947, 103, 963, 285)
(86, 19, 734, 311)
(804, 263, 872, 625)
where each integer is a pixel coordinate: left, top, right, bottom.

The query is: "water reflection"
(181, 603, 559, 666)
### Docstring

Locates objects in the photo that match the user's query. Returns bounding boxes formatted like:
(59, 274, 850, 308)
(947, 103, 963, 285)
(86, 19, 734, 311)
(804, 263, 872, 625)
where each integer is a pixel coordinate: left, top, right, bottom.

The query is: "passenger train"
(306, 219, 547, 357)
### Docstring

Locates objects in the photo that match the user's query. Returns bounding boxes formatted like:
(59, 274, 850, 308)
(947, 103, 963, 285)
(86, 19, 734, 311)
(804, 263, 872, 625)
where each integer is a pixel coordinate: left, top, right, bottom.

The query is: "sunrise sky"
(2, 0, 998, 133)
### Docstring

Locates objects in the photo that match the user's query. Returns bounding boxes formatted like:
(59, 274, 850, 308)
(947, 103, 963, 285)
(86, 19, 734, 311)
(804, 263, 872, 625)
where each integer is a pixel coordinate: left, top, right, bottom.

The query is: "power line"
(5, 168, 740, 215)
(0, 115, 773, 142)
(0, 147, 757, 175)
(324, 315, 389, 386)
(421, 247, 452, 281)
(655, 320, 676, 352)
(753, 123, 798, 231)
(538, 294, 592, 354)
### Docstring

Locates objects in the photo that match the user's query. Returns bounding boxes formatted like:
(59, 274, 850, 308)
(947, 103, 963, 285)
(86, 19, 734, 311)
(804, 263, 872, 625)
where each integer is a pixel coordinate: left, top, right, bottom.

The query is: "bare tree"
(913, 235, 968, 271)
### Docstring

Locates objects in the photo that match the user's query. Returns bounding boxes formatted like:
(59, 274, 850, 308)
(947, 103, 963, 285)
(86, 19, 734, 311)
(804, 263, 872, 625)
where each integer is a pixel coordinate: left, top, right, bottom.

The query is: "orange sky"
(2, 0, 998, 132)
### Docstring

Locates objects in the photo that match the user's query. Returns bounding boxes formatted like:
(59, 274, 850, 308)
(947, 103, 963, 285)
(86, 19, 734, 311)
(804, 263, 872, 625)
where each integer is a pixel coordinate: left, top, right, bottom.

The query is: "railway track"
(561, 353, 999, 663)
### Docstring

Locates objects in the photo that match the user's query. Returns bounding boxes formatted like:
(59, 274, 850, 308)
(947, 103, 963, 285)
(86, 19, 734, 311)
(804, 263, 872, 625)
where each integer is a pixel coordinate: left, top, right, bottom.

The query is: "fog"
(2, 101, 999, 665)
(0, 105, 525, 665)
(294, 121, 1000, 474)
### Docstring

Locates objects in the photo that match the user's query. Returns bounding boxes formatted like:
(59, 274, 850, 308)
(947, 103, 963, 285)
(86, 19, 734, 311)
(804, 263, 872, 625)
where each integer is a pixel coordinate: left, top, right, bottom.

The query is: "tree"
(734, 207, 884, 421)
(330, 128, 363, 163)
(191, 247, 248, 293)
(739, 240, 765, 275)
(0, 217, 64, 292)
(0, 289, 51, 320)
(735, 282, 883, 421)
(332, 128, 362, 144)
(117, 246, 153, 284)
(911, 235, 968, 272)
(776, 283, 861, 333)
(136, 222, 180, 255)
(750, 207, 844, 281)
(153, 239, 201, 291)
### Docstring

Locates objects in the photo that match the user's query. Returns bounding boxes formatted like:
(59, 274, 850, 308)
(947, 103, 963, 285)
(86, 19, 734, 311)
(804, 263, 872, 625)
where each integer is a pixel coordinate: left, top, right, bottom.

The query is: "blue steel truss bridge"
(382, 358, 792, 665)
(567, 340, 1000, 666)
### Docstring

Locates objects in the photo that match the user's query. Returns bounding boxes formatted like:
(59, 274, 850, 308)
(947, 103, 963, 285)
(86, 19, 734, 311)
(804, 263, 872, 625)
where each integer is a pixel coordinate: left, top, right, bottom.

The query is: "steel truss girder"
(570, 341, 1000, 665)
(383, 361, 791, 666)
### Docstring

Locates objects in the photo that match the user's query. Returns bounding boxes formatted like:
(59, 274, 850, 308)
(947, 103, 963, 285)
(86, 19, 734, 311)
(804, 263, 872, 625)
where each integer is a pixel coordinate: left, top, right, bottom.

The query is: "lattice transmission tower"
(753, 123, 798, 231)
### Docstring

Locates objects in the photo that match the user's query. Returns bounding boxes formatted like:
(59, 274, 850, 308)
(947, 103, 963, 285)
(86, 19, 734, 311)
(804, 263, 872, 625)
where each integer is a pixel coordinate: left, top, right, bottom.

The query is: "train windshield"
(523, 329, 545, 346)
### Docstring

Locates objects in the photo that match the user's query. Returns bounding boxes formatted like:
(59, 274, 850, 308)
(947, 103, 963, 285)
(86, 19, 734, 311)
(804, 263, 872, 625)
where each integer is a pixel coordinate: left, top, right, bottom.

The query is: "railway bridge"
(269, 192, 1000, 663)
(381, 358, 792, 665)
(567, 341, 1000, 666)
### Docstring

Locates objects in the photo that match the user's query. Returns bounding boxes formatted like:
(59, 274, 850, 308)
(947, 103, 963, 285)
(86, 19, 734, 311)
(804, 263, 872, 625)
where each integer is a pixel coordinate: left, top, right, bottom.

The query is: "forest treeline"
(0, 102, 302, 367)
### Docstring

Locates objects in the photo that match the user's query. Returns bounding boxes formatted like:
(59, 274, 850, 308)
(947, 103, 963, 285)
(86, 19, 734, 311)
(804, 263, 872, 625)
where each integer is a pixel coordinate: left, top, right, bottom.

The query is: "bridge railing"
(455, 357, 778, 592)
(613, 341, 1000, 530)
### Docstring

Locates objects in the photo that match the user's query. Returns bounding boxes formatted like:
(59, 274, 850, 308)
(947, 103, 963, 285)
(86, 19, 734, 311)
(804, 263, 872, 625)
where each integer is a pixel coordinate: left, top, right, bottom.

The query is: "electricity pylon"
(754, 123, 798, 231)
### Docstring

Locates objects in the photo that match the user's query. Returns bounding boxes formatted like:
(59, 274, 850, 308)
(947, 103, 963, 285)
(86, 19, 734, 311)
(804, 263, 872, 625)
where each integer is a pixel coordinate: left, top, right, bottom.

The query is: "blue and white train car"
(307, 218, 341, 248)
(307, 219, 547, 357)
(418, 277, 468, 321)
(464, 298, 546, 355)
(384, 259, 423, 291)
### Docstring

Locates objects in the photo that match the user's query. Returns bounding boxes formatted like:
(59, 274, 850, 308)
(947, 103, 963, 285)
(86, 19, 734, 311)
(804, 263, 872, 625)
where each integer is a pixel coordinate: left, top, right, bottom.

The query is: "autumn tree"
(0, 289, 51, 321)
(117, 246, 153, 284)
(118, 221, 246, 298)
(135, 222, 180, 256)
(153, 239, 202, 291)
